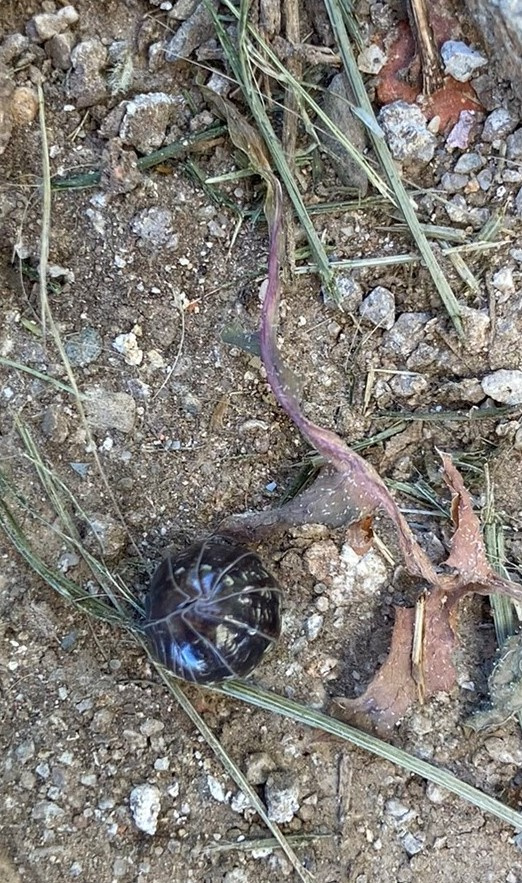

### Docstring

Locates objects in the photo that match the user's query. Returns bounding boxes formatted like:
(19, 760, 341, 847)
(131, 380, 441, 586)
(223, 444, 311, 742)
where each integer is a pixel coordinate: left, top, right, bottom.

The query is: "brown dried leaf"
(334, 586, 459, 733)
(440, 452, 492, 581)
(334, 607, 417, 732)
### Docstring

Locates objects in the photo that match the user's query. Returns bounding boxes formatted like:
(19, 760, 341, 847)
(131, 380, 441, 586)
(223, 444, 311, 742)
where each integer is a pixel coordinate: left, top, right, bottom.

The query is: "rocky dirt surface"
(2, 1, 522, 882)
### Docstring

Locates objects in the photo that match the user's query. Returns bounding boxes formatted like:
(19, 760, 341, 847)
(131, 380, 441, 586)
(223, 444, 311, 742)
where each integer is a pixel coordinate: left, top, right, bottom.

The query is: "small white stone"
(207, 774, 228, 803)
(112, 331, 143, 366)
(357, 44, 387, 74)
(129, 784, 161, 835)
(492, 267, 515, 294)
(482, 370, 522, 405)
(265, 771, 300, 823)
(359, 286, 395, 330)
(305, 613, 324, 641)
(441, 40, 487, 82)
(154, 757, 170, 771)
(426, 782, 449, 804)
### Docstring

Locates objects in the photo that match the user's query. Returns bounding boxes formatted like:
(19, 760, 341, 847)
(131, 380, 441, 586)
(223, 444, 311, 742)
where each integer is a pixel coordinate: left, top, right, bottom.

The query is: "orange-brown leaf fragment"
(334, 607, 417, 733)
(440, 452, 493, 580)
(333, 586, 459, 734)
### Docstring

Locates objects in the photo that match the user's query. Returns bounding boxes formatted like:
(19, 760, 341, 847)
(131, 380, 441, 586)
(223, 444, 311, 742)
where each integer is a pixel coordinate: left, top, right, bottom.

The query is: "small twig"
(407, 0, 444, 94)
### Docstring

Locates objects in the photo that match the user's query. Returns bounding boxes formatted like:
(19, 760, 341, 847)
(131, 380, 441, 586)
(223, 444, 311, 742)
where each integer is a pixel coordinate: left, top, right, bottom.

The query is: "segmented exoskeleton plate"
(144, 535, 282, 684)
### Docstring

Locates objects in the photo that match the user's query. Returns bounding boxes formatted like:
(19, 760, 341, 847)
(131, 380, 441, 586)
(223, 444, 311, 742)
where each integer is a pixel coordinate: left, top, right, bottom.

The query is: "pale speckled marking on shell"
(143, 535, 282, 684)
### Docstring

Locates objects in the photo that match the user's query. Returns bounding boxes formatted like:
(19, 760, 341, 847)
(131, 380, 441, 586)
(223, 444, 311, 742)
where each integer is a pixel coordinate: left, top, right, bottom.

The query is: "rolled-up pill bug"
(143, 534, 282, 684)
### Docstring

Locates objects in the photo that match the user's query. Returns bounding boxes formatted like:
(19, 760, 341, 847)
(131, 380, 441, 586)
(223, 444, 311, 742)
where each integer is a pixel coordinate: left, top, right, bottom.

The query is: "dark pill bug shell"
(143, 535, 282, 684)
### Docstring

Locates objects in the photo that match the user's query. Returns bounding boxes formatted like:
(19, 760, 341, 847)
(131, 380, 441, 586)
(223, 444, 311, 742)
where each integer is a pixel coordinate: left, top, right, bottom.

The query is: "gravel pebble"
(482, 369, 522, 404)
(460, 306, 490, 352)
(401, 832, 425, 856)
(41, 405, 70, 443)
(425, 782, 449, 804)
(47, 31, 76, 69)
(119, 92, 183, 153)
(10, 86, 38, 126)
(440, 171, 468, 192)
(454, 152, 484, 173)
(84, 513, 127, 559)
(492, 267, 515, 294)
(15, 740, 35, 764)
(445, 194, 490, 228)
(482, 107, 519, 142)
(31, 800, 65, 826)
(207, 775, 227, 803)
(440, 40, 487, 82)
(476, 167, 493, 190)
(507, 128, 522, 160)
(359, 286, 395, 330)
(246, 752, 277, 785)
(112, 331, 143, 366)
(357, 44, 386, 74)
(84, 387, 137, 433)
(26, 6, 78, 42)
(378, 101, 436, 163)
(325, 274, 363, 310)
(68, 39, 108, 108)
(65, 327, 103, 367)
(382, 312, 429, 359)
(305, 613, 324, 640)
(129, 784, 162, 835)
(265, 771, 300, 823)
(446, 110, 479, 150)
(165, 1, 214, 61)
(131, 206, 178, 249)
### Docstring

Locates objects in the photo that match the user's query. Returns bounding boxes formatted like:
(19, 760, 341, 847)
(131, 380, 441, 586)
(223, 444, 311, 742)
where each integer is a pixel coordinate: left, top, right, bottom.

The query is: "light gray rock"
(165, 1, 215, 61)
(26, 6, 78, 42)
(482, 107, 519, 142)
(378, 101, 436, 163)
(65, 327, 103, 367)
(445, 194, 490, 228)
(359, 285, 395, 330)
(482, 369, 522, 404)
(440, 40, 487, 81)
(324, 274, 363, 310)
(265, 771, 300, 823)
(129, 784, 161, 835)
(84, 387, 136, 433)
(68, 39, 108, 108)
(119, 92, 183, 153)
(440, 172, 468, 192)
(357, 44, 387, 74)
(476, 167, 493, 189)
(84, 513, 127, 559)
(507, 128, 522, 159)
(382, 312, 430, 359)
(0, 33, 30, 65)
(454, 152, 484, 173)
(131, 206, 178, 249)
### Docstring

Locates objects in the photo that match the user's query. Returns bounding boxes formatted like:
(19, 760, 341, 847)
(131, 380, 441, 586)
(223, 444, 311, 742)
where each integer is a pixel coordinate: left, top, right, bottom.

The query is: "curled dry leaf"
(212, 93, 522, 731)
